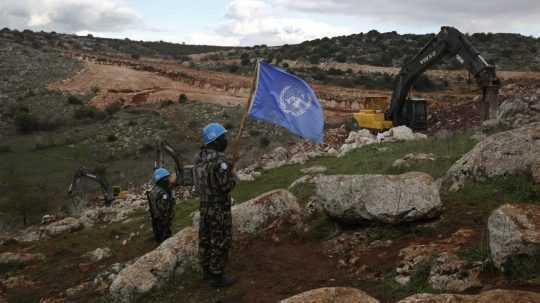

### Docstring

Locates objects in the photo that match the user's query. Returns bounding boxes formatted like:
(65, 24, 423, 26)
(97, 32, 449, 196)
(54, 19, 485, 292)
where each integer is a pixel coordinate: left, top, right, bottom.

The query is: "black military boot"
(209, 273, 236, 288)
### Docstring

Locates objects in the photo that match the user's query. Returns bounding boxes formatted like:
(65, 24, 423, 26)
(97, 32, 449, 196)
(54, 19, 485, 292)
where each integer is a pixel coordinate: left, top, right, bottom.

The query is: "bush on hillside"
(14, 112, 64, 133)
(105, 101, 122, 115)
(74, 106, 106, 120)
(67, 95, 83, 105)
(178, 94, 188, 104)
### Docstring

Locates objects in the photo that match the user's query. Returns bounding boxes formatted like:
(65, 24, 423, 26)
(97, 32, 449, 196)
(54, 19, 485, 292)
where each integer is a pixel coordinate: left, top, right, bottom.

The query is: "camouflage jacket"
(193, 148, 236, 204)
(148, 185, 175, 220)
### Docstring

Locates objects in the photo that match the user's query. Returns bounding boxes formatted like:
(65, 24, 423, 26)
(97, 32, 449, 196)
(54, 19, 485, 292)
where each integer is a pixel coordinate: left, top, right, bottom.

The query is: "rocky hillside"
(0, 28, 233, 61)
(233, 30, 540, 71)
(1, 114, 539, 302)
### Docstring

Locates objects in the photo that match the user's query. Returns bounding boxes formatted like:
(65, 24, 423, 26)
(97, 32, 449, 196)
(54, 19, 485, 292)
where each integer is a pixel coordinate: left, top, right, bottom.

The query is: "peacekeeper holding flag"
(193, 123, 237, 288)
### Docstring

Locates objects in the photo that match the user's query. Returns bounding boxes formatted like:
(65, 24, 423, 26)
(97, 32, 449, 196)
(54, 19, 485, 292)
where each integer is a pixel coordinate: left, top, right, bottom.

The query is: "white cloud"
(185, 0, 354, 46)
(273, 0, 540, 36)
(0, 0, 141, 33)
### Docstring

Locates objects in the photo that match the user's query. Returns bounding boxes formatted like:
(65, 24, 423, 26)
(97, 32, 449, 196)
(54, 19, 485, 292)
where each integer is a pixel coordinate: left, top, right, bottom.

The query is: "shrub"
(259, 137, 270, 148)
(14, 112, 63, 133)
(178, 94, 188, 104)
(105, 101, 122, 115)
(228, 65, 240, 73)
(74, 106, 106, 120)
(159, 99, 174, 108)
(14, 112, 38, 133)
(248, 129, 261, 136)
(241, 57, 251, 66)
(131, 53, 141, 60)
(107, 134, 118, 142)
(67, 95, 83, 105)
(90, 86, 100, 94)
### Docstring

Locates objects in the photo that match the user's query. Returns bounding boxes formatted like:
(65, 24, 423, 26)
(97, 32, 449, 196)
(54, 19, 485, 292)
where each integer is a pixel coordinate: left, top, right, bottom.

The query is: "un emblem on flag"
(279, 85, 313, 117)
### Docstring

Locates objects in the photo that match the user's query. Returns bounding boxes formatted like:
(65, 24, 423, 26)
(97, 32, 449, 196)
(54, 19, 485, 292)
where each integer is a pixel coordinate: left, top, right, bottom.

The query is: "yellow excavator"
(354, 26, 500, 131)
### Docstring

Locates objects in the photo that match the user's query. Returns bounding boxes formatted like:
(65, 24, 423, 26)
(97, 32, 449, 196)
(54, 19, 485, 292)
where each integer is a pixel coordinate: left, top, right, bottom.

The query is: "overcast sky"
(1, 0, 539, 46)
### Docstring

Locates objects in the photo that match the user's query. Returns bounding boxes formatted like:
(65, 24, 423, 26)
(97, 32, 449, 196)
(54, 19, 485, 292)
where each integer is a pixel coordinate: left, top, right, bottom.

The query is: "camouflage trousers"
(151, 216, 172, 244)
(198, 203, 233, 275)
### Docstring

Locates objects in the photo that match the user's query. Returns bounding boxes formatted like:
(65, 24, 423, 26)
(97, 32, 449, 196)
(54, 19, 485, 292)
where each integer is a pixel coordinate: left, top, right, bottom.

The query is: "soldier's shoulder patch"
(220, 162, 228, 171)
(162, 194, 168, 200)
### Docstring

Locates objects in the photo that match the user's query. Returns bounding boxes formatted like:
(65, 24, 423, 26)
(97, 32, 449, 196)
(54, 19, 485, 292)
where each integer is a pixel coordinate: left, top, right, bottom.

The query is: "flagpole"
(230, 59, 260, 170)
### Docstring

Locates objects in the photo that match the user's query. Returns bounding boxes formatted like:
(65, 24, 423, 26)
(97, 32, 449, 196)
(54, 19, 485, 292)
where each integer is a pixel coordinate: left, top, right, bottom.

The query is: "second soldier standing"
(147, 168, 176, 244)
(193, 123, 237, 288)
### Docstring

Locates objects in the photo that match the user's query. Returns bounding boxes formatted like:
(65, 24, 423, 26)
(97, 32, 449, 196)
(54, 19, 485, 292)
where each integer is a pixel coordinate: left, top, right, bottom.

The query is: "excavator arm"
(154, 140, 194, 186)
(68, 167, 114, 206)
(386, 26, 501, 128)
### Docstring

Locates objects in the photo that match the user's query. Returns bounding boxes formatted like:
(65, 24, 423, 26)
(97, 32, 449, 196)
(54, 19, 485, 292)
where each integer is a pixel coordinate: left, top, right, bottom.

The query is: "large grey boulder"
(398, 289, 540, 303)
(279, 287, 379, 303)
(497, 93, 540, 129)
(193, 189, 302, 236)
(443, 122, 540, 192)
(488, 204, 540, 269)
(316, 172, 442, 224)
(109, 227, 198, 303)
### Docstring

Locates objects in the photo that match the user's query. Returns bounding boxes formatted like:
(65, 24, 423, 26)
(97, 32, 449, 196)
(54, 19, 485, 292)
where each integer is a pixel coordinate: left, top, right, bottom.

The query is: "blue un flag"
(248, 62, 325, 143)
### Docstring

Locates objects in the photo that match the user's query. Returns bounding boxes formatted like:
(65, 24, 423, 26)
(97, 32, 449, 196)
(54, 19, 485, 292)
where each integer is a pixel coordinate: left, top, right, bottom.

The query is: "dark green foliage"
(14, 112, 64, 133)
(240, 52, 250, 66)
(74, 106, 106, 120)
(107, 134, 118, 142)
(228, 65, 240, 73)
(67, 95, 83, 105)
(159, 100, 174, 108)
(503, 253, 540, 281)
(248, 129, 261, 137)
(259, 137, 270, 148)
(178, 94, 188, 104)
(105, 101, 123, 115)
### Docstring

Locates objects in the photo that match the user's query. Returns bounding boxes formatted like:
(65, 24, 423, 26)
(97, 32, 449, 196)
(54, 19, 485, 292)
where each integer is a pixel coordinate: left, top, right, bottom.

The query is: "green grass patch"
(172, 199, 200, 230)
(442, 174, 540, 231)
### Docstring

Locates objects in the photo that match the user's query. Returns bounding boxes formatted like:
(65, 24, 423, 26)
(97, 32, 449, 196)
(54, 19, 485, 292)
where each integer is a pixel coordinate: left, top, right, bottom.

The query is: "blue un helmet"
(202, 123, 227, 145)
(153, 168, 171, 184)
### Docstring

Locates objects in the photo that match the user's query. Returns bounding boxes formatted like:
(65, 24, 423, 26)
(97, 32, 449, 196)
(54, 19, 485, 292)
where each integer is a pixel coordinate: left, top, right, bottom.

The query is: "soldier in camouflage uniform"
(194, 123, 236, 288)
(147, 168, 176, 244)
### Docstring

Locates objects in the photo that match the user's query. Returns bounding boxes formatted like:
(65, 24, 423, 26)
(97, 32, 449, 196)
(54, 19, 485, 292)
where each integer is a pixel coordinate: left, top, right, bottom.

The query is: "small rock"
(0, 252, 45, 265)
(41, 214, 56, 225)
(300, 166, 327, 174)
(84, 248, 112, 262)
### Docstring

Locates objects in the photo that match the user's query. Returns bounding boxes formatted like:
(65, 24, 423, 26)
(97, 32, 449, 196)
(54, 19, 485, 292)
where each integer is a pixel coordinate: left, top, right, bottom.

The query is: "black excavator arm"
(68, 167, 114, 206)
(154, 140, 194, 186)
(385, 26, 501, 128)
